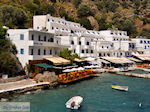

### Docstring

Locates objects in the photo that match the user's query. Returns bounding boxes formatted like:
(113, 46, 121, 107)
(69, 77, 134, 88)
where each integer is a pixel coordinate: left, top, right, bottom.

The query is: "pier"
(116, 72, 150, 78)
(0, 79, 55, 99)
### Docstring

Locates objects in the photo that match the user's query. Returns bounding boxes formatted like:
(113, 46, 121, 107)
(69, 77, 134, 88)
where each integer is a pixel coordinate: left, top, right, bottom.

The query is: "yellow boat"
(111, 85, 128, 91)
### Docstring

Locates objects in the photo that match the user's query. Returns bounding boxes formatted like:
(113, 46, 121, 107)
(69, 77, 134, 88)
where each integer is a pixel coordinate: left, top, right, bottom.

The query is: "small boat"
(65, 96, 83, 109)
(111, 85, 128, 91)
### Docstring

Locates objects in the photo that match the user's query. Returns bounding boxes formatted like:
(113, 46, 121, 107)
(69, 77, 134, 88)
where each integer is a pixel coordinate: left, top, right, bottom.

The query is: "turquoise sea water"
(11, 73, 150, 112)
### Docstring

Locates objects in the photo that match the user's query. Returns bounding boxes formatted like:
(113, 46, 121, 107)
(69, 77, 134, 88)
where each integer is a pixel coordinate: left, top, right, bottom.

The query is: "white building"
(7, 29, 68, 67)
(33, 14, 86, 37)
(33, 14, 116, 58)
(8, 14, 146, 67)
(132, 37, 150, 54)
(99, 29, 131, 57)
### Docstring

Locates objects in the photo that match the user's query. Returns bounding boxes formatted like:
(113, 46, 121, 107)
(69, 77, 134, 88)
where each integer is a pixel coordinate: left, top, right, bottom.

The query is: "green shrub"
(77, 4, 93, 17)
(79, 17, 93, 30)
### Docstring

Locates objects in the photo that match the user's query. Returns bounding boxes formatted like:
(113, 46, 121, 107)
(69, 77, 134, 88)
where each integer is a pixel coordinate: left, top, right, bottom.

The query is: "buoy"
(139, 103, 142, 107)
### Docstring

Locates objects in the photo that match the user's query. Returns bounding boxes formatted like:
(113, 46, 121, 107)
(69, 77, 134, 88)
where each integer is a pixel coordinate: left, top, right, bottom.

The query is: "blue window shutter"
(20, 49, 24, 54)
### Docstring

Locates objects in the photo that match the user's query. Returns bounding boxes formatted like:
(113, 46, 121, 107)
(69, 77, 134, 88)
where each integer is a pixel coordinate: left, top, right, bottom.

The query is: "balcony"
(28, 40, 68, 48)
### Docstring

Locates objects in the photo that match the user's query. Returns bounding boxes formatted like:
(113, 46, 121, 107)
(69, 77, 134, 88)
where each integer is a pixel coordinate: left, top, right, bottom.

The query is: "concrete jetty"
(0, 79, 55, 99)
(116, 72, 150, 79)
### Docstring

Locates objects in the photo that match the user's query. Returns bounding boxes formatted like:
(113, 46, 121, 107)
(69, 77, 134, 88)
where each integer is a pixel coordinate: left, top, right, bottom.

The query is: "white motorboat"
(111, 85, 128, 91)
(65, 96, 83, 109)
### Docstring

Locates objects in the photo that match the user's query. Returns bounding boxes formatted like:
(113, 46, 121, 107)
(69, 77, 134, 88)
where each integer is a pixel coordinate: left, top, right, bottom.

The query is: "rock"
(1, 98, 8, 102)
(25, 92, 31, 95)
(87, 16, 99, 31)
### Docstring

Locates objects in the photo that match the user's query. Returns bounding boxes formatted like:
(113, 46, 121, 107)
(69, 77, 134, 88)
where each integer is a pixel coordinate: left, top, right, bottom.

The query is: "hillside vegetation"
(0, 25, 23, 77)
(0, 0, 150, 37)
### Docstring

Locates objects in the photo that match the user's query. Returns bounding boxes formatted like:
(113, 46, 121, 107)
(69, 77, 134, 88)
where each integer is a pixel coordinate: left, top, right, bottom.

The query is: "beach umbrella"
(71, 68, 78, 71)
(84, 57, 95, 61)
(63, 69, 72, 72)
(78, 67, 85, 70)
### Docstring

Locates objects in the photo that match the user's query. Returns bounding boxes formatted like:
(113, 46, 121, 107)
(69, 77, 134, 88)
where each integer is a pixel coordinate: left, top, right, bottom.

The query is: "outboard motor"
(71, 101, 75, 109)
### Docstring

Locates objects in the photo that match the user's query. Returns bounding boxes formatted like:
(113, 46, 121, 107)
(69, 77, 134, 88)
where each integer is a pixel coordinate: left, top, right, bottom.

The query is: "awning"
(44, 57, 71, 65)
(33, 63, 54, 69)
(99, 59, 110, 64)
(132, 54, 150, 61)
(127, 57, 142, 62)
(74, 58, 85, 62)
(101, 57, 134, 64)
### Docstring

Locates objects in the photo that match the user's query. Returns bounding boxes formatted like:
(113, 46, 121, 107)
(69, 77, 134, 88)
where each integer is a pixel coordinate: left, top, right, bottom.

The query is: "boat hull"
(66, 96, 83, 109)
(111, 85, 128, 91)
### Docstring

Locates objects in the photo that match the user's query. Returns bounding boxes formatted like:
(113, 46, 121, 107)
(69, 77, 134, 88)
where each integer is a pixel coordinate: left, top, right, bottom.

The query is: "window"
(44, 36, 47, 41)
(55, 50, 57, 55)
(48, 19, 50, 22)
(86, 41, 89, 45)
(50, 38, 54, 42)
(82, 50, 84, 53)
(38, 49, 40, 55)
(102, 46, 104, 48)
(31, 49, 33, 55)
(52, 27, 54, 30)
(86, 49, 88, 53)
(110, 32, 113, 35)
(74, 49, 76, 53)
(49, 49, 52, 55)
(20, 49, 24, 54)
(31, 34, 34, 40)
(91, 50, 93, 53)
(99, 53, 101, 57)
(79, 41, 81, 45)
(71, 41, 74, 45)
(44, 49, 46, 55)
(20, 34, 24, 40)
(38, 35, 41, 41)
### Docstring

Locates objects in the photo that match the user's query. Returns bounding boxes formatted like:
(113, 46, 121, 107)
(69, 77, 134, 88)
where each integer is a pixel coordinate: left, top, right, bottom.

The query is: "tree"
(79, 17, 93, 30)
(0, 25, 22, 76)
(98, 17, 112, 30)
(59, 49, 80, 62)
(77, 4, 92, 17)
(35, 5, 55, 15)
(96, 0, 119, 12)
(112, 18, 137, 36)
(73, 0, 81, 8)
(0, 5, 28, 28)
(139, 29, 150, 38)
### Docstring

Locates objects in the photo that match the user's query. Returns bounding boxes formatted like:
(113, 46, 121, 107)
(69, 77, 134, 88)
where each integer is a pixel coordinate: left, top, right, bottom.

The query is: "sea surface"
(11, 73, 150, 112)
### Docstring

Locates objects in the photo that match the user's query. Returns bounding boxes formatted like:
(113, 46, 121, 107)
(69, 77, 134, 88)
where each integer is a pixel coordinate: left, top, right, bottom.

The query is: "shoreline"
(0, 79, 58, 100)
